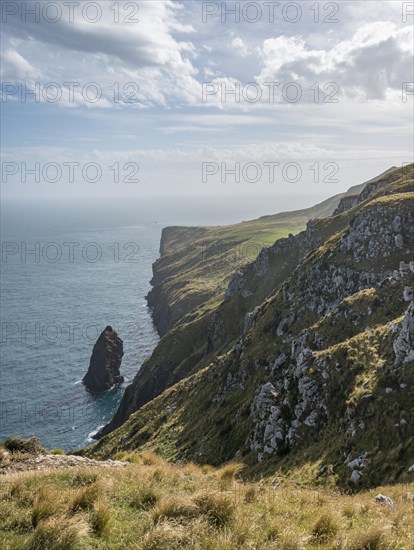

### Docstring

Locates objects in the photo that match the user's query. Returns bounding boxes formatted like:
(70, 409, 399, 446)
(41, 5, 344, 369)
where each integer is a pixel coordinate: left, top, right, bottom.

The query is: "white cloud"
(1, 48, 41, 78)
(230, 37, 250, 57)
(257, 22, 413, 100)
(1, 0, 201, 107)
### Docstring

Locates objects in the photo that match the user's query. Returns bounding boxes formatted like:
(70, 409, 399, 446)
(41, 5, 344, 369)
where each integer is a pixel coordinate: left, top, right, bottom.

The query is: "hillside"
(86, 164, 414, 490)
(2, 447, 413, 549)
(95, 168, 398, 439)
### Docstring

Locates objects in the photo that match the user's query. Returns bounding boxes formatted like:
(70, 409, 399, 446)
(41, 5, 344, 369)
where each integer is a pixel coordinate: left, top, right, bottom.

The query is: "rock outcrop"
(394, 300, 414, 365)
(0, 454, 127, 475)
(83, 326, 124, 393)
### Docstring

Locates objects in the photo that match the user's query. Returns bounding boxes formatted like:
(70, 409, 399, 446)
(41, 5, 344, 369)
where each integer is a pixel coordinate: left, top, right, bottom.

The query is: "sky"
(1, 0, 413, 207)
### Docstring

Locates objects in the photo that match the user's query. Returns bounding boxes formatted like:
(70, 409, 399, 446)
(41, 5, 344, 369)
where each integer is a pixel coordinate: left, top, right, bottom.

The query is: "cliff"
(85, 164, 414, 489)
(94, 179, 362, 438)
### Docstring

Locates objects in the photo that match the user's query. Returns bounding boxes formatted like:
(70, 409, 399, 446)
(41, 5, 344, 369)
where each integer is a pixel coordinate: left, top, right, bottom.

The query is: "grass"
(1, 457, 413, 549)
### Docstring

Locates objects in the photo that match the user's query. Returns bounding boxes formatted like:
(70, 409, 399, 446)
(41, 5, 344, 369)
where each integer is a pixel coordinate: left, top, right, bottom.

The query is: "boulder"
(83, 326, 124, 393)
(374, 494, 397, 508)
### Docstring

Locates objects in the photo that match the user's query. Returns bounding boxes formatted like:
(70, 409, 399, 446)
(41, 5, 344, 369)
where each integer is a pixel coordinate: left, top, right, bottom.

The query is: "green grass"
(1, 458, 413, 549)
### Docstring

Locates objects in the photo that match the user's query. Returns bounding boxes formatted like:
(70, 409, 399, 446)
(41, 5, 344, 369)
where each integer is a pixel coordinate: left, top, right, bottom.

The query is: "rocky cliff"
(94, 181, 363, 438)
(85, 165, 414, 488)
(83, 326, 124, 393)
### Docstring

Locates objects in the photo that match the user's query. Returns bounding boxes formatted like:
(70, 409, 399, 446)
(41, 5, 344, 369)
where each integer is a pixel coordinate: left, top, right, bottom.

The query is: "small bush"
(49, 449, 65, 455)
(152, 468, 164, 483)
(265, 522, 281, 542)
(112, 451, 127, 461)
(142, 451, 163, 466)
(345, 527, 387, 550)
(28, 516, 89, 550)
(117, 451, 163, 465)
(3, 436, 45, 455)
(9, 477, 37, 506)
(194, 492, 235, 528)
(312, 512, 338, 543)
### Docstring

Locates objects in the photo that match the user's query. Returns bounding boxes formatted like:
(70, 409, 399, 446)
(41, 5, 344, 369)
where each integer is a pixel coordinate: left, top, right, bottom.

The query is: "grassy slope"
(148, 169, 396, 337)
(1, 454, 413, 549)
(86, 168, 414, 490)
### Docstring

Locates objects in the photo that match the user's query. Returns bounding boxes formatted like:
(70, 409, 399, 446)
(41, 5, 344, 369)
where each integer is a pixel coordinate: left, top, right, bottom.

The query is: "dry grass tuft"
(141, 521, 188, 550)
(218, 463, 244, 489)
(194, 492, 235, 528)
(31, 486, 59, 527)
(1, 458, 413, 550)
(90, 500, 112, 536)
(311, 512, 338, 543)
(128, 485, 159, 510)
(28, 516, 90, 550)
(70, 479, 107, 512)
(153, 496, 200, 524)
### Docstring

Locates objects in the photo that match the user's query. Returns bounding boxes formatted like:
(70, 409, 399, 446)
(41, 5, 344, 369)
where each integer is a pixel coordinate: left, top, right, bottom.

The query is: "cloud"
(257, 22, 414, 100)
(230, 37, 250, 57)
(1, 0, 201, 107)
(1, 48, 41, 78)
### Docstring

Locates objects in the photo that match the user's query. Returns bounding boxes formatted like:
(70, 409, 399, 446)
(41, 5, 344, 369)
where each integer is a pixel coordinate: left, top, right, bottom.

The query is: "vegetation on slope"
(96, 168, 406, 439)
(87, 166, 414, 491)
(1, 450, 413, 549)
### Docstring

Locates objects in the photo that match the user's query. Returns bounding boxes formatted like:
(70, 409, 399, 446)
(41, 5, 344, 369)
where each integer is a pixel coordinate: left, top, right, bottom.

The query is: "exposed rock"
(393, 302, 414, 365)
(1, 454, 127, 475)
(350, 470, 363, 483)
(251, 383, 286, 456)
(277, 313, 296, 336)
(333, 194, 359, 215)
(252, 248, 269, 277)
(225, 271, 247, 300)
(375, 494, 397, 508)
(83, 326, 124, 393)
(345, 452, 369, 471)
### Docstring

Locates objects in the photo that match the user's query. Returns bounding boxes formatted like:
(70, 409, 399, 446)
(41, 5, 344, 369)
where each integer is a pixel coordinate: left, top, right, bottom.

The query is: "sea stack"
(83, 326, 124, 393)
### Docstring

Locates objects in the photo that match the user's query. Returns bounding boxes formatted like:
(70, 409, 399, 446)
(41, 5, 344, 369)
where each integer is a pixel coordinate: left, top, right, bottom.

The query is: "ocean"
(0, 194, 320, 451)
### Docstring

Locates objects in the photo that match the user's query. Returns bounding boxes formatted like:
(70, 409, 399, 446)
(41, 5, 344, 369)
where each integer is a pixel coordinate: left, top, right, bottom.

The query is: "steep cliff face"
(94, 193, 351, 438)
(83, 326, 124, 393)
(86, 165, 414, 488)
(95, 166, 413, 440)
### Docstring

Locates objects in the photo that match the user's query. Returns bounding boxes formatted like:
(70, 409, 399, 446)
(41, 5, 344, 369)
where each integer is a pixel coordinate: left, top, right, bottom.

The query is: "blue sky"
(1, 0, 413, 203)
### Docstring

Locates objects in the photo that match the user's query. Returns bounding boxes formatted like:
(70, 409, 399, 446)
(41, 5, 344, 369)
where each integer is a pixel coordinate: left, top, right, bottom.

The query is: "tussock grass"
(128, 486, 159, 510)
(141, 521, 189, 550)
(90, 501, 112, 536)
(311, 512, 338, 543)
(194, 492, 235, 528)
(1, 458, 413, 549)
(218, 462, 244, 489)
(31, 487, 60, 527)
(70, 479, 108, 512)
(152, 496, 200, 524)
(27, 516, 90, 550)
